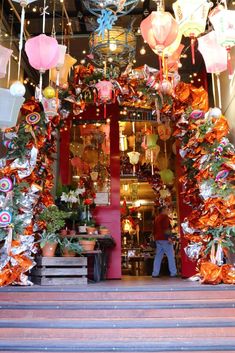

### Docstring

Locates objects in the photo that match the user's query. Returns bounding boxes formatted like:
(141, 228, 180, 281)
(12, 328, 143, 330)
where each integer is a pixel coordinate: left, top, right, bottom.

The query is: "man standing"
(152, 206, 177, 278)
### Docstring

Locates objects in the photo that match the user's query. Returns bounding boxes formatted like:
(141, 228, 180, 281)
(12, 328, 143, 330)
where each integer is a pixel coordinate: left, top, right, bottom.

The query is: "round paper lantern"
(159, 169, 174, 185)
(25, 34, 59, 100)
(140, 11, 179, 54)
(158, 124, 172, 141)
(173, 0, 211, 64)
(128, 151, 140, 165)
(25, 34, 59, 71)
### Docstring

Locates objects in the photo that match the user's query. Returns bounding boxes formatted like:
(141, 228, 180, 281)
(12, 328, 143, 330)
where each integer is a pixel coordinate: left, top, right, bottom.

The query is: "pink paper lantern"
(140, 11, 179, 54)
(198, 31, 227, 74)
(95, 80, 114, 103)
(25, 34, 59, 72)
(0, 45, 13, 79)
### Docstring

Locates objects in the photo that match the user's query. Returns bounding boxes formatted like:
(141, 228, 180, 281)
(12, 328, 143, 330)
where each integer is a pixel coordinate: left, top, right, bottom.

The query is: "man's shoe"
(170, 274, 177, 278)
(152, 275, 160, 278)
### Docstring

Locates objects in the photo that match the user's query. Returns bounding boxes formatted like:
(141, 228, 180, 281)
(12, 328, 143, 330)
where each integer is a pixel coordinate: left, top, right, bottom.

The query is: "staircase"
(0, 279, 235, 352)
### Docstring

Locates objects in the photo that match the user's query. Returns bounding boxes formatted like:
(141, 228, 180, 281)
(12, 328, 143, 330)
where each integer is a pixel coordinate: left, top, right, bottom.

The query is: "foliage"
(39, 231, 60, 248)
(59, 237, 83, 254)
(39, 205, 68, 235)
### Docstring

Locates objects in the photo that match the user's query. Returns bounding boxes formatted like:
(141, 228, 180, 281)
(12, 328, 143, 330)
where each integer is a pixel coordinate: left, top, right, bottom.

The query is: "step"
(0, 317, 235, 329)
(0, 326, 235, 340)
(1, 338, 235, 352)
(1, 288, 235, 301)
(1, 307, 235, 319)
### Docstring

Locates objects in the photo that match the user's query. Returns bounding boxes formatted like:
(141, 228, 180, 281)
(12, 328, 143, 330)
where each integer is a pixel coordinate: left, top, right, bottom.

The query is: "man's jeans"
(152, 240, 177, 276)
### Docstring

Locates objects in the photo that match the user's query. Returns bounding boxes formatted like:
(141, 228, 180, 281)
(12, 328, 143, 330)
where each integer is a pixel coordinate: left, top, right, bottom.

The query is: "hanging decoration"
(0, 45, 13, 79)
(89, 26, 136, 67)
(83, 0, 138, 35)
(0, 87, 25, 128)
(198, 30, 227, 108)
(95, 80, 115, 118)
(173, 0, 211, 64)
(175, 108, 235, 284)
(25, 34, 59, 100)
(209, 6, 235, 76)
(50, 53, 77, 86)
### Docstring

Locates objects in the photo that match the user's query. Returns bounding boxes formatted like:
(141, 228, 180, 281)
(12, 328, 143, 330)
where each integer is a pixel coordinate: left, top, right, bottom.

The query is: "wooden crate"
(31, 256, 88, 286)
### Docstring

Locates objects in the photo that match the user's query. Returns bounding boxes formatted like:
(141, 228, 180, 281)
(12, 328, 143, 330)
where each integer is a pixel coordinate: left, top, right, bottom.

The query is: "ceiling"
(0, 0, 234, 88)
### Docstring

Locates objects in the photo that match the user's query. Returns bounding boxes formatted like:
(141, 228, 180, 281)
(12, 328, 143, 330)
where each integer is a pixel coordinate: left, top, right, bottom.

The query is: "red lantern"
(95, 80, 115, 118)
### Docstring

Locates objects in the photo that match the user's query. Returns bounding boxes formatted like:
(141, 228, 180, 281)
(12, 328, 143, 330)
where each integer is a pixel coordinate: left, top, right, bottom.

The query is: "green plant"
(39, 205, 68, 235)
(40, 231, 60, 248)
(60, 237, 83, 254)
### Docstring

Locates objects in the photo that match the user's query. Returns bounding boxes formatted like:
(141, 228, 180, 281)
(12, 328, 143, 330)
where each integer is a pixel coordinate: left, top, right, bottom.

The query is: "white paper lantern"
(0, 88, 24, 128)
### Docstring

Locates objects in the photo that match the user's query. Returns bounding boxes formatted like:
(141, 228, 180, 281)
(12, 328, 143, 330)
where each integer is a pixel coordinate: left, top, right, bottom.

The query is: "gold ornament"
(43, 86, 56, 99)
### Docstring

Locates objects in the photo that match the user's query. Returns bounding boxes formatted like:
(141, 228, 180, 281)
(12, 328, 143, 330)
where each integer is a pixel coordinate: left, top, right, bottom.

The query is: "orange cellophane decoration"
(200, 261, 222, 285)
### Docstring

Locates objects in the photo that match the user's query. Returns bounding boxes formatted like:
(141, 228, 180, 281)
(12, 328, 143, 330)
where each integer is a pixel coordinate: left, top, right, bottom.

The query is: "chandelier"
(82, 0, 139, 17)
(89, 26, 136, 67)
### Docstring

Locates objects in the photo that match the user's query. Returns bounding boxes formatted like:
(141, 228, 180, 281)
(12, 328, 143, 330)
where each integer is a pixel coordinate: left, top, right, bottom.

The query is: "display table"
(61, 234, 116, 282)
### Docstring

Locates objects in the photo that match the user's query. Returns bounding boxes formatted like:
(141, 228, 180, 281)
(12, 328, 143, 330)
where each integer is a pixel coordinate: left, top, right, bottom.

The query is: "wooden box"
(31, 256, 88, 286)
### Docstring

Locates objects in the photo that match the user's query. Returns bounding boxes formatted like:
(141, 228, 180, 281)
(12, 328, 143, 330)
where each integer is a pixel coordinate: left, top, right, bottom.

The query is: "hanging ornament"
(0, 211, 12, 227)
(119, 134, 128, 151)
(159, 169, 174, 185)
(0, 87, 25, 128)
(127, 151, 140, 165)
(25, 34, 59, 101)
(0, 45, 13, 79)
(173, 0, 211, 64)
(140, 10, 179, 55)
(0, 177, 13, 193)
(198, 31, 227, 108)
(25, 112, 41, 125)
(209, 7, 235, 76)
(50, 53, 77, 86)
(95, 80, 115, 118)
(43, 86, 56, 99)
(157, 124, 172, 141)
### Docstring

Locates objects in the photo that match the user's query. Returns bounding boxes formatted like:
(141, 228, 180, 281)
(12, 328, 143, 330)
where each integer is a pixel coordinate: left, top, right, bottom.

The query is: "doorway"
(119, 120, 181, 277)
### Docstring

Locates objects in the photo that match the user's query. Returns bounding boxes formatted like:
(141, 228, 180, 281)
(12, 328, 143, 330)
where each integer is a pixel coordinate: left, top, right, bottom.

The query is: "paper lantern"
(127, 151, 140, 165)
(159, 169, 174, 185)
(146, 134, 158, 149)
(198, 30, 227, 108)
(198, 31, 227, 74)
(140, 11, 179, 55)
(95, 80, 115, 118)
(0, 88, 24, 128)
(50, 53, 77, 86)
(0, 45, 13, 79)
(173, 0, 211, 64)
(209, 8, 235, 75)
(158, 124, 172, 141)
(119, 134, 128, 151)
(25, 34, 59, 100)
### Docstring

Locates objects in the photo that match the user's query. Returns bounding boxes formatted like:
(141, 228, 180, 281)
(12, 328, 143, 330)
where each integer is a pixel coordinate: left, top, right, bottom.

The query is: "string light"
(140, 46, 146, 55)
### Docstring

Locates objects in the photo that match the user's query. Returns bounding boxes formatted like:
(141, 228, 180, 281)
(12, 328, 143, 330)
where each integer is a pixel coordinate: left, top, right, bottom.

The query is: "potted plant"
(59, 238, 83, 257)
(86, 220, 97, 235)
(99, 226, 110, 236)
(39, 205, 67, 257)
(79, 237, 96, 251)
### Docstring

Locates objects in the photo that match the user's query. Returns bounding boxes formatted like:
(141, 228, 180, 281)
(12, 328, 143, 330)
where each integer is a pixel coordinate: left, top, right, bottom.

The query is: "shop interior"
(68, 117, 180, 277)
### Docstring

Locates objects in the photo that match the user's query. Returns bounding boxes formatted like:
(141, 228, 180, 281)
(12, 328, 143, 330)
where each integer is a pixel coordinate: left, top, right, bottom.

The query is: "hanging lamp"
(173, 0, 211, 64)
(209, 6, 235, 76)
(198, 30, 227, 108)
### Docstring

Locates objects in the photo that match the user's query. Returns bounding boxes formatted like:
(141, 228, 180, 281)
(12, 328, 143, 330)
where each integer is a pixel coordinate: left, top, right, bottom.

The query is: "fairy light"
(140, 46, 146, 55)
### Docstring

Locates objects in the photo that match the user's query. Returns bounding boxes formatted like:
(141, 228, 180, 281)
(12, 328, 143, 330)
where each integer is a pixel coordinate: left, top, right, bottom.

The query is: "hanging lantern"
(209, 8, 235, 76)
(0, 45, 13, 79)
(140, 10, 179, 55)
(82, 0, 138, 17)
(50, 53, 77, 86)
(198, 30, 227, 108)
(158, 124, 172, 141)
(95, 80, 115, 118)
(25, 34, 59, 100)
(0, 88, 24, 128)
(159, 169, 174, 185)
(119, 134, 128, 151)
(127, 151, 140, 165)
(173, 0, 211, 64)
(89, 26, 136, 67)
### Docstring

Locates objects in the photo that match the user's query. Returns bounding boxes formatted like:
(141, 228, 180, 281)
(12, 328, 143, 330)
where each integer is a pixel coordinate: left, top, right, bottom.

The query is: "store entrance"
(119, 120, 180, 277)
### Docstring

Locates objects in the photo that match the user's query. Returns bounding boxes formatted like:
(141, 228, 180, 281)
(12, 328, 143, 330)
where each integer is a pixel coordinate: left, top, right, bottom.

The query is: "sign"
(95, 192, 110, 205)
